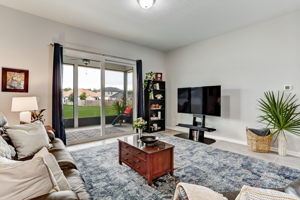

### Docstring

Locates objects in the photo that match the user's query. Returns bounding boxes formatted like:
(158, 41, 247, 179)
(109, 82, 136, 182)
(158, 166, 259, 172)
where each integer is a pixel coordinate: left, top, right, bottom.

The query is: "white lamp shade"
(11, 97, 38, 112)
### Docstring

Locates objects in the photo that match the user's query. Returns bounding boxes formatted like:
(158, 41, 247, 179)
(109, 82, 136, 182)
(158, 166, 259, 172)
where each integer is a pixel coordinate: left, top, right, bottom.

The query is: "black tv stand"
(175, 114, 216, 145)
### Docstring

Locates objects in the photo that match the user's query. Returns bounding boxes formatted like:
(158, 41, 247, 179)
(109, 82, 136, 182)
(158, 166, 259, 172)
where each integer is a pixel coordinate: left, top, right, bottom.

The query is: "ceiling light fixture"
(137, 0, 156, 9)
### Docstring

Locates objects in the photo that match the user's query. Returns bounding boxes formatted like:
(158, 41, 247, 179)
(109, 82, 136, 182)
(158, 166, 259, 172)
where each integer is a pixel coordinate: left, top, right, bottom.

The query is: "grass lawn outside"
(63, 104, 118, 119)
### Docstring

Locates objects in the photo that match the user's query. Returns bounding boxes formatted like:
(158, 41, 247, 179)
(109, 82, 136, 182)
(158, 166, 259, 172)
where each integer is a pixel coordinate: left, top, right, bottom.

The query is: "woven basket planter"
(246, 129, 272, 153)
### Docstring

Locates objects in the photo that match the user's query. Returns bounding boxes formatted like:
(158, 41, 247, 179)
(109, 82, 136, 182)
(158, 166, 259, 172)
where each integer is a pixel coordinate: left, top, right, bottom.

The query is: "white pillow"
(0, 136, 16, 159)
(6, 121, 51, 159)
(34, 147, 71, 191)
(236, 185, 299, 200)
(0, 157, 59, 200)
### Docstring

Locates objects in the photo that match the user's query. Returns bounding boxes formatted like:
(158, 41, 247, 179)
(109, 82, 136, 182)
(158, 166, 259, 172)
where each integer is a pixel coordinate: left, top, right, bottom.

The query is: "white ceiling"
(1, 0, 300, 51)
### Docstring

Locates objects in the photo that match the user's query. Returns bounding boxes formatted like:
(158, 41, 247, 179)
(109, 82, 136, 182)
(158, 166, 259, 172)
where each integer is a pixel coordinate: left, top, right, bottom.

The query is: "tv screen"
(191, 86, 221, 116)
(178, 86, 221, 116)
(177, 88, 191, 113)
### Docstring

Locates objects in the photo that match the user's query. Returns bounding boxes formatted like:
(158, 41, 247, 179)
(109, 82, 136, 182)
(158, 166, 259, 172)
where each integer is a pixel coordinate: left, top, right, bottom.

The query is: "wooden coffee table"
(118, 135, 174, 185)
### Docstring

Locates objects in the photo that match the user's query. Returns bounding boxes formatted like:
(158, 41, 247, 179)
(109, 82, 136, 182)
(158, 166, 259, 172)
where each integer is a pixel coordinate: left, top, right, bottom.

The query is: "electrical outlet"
(284, 84, 293, 91)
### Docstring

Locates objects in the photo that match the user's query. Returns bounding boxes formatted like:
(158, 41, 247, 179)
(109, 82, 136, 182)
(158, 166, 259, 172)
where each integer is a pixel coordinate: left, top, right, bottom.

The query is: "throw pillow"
(6, 121, 51, 159)
(8, 121, 50, 142)
(0, 136, 16, 159)
(0, 157, 59, 200)
(34, 147, 71, 191)
(236, 185, 299, 200)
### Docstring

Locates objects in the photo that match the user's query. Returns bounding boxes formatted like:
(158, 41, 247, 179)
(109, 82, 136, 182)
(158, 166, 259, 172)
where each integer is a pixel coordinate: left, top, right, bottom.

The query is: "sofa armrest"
(47, 130, 56, 141)
(174, 183, 227, 200)
(31, 191, 78, 200)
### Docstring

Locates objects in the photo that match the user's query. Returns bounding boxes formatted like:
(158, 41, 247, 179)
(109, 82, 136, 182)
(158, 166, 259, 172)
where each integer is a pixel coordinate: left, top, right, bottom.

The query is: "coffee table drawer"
(121, 150, 147, 174)
(121, 142, 146, 160)
(134, 159, 146, 175)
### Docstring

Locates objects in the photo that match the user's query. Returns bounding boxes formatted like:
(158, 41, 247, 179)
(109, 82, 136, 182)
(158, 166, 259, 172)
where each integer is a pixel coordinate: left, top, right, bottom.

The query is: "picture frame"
(1, 67, 29, 93)
(155, 72, 163, 81)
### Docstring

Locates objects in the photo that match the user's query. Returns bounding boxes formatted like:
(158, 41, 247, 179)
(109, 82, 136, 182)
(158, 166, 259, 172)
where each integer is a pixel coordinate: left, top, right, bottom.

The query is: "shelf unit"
(144, 80, 166, 133)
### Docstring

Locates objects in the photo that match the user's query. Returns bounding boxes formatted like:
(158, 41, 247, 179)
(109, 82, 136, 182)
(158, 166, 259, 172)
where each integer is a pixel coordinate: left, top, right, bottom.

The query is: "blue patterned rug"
(71, 134, 300, 200)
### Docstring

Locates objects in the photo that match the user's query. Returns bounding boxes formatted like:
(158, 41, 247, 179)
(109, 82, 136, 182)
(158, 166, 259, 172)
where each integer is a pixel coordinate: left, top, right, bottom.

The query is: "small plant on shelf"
(258, 91, 300, 156)
(144, 71, 155, 92)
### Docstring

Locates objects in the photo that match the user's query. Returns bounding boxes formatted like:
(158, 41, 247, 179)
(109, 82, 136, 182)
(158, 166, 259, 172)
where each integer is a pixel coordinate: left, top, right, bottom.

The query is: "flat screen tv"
(178, 88, 191, 113)
(178, 86, 221, 116)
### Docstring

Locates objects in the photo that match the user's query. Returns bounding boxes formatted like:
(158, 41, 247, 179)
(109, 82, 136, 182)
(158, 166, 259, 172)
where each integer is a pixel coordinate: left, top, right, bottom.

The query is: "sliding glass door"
(104, 63, 134, 136)
(63, 56, 135, 145)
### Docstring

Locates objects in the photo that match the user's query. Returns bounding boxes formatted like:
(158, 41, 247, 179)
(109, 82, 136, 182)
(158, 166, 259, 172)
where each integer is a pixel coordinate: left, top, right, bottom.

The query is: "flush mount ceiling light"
(137, 0, 156, 9)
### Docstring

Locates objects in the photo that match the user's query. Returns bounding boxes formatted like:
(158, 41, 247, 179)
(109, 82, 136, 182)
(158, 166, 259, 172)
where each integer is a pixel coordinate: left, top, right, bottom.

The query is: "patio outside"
(63, 61, 134, 145)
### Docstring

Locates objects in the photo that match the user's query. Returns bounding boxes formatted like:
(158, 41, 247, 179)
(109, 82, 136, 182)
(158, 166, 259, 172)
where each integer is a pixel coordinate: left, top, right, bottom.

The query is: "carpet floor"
(71, 134, 300, 200)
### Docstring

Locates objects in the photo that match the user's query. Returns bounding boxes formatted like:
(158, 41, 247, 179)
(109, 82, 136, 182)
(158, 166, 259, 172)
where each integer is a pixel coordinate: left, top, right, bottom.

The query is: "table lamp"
(11, 97, 38, 124)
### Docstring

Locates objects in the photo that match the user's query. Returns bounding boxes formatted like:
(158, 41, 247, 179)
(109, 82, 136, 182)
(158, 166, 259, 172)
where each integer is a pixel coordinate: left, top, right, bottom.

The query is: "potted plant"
(31, 109, 46, 124)
(144, 72, 155, 92)
(258, 91, 300, 156)
(113, 100, 126, 115)
(133, 117, 147, 138)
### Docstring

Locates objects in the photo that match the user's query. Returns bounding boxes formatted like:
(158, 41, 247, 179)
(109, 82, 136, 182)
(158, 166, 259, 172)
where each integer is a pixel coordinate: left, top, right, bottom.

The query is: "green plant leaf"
(258, 91, 300, 137)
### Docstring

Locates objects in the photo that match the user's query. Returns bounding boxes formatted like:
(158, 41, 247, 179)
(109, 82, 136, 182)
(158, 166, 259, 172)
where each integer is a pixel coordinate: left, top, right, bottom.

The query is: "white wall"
(1, 5, 300, 154)
(0, 6, 166, 125)
(166, 11, 300, 155)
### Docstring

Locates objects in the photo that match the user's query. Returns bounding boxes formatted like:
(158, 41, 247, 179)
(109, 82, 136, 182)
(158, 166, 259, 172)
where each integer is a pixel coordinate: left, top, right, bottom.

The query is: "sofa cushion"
(49, 149, 77, 170)
(31, 191, 78, 200)
(0, 157, 59, 200)
(34, 147, 71, 191)
(6, 122, 51, 159)
(64, 169, 90, 200)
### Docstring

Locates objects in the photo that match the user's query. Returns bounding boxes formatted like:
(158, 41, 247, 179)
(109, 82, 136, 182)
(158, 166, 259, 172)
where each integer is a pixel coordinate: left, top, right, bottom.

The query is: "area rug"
(71, 134, 300, 200)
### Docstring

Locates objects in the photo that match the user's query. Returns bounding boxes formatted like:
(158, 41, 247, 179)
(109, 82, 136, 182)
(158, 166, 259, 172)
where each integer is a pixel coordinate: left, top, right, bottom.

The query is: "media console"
(174, 114, 216, 145)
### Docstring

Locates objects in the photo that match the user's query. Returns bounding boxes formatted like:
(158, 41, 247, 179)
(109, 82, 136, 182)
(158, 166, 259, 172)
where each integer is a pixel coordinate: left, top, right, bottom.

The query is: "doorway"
(62, 56, 136, 145)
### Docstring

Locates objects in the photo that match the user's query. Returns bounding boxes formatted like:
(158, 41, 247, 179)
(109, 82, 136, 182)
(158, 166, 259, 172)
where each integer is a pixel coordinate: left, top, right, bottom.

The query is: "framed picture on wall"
(1, 67, 29, 93)
(155, 73, 163, 81)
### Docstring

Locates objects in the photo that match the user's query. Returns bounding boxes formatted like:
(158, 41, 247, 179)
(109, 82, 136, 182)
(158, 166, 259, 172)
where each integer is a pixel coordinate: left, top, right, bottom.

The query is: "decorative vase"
(278, 133, 287, 156)
(150, 91, 154, 100)
(138, 128, 143, 139)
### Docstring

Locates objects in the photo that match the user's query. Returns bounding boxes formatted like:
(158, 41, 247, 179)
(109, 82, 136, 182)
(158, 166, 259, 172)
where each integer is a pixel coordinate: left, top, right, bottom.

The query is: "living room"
(1, 0, 300, 200)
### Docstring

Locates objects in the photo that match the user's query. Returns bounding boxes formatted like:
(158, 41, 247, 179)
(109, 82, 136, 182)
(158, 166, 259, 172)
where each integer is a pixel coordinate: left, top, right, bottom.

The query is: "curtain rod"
(49, 43, 137, 62)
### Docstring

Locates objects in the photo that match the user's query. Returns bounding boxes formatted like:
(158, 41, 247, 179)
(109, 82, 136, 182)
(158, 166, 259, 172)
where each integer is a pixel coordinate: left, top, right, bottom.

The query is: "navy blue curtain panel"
(136, 60, 144, 118)
(52, 43, 66, 144)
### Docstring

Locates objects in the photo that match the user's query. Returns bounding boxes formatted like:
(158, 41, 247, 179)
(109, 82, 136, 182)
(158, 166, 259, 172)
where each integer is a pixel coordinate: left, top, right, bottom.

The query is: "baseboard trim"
(166, 126, 300, 158)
